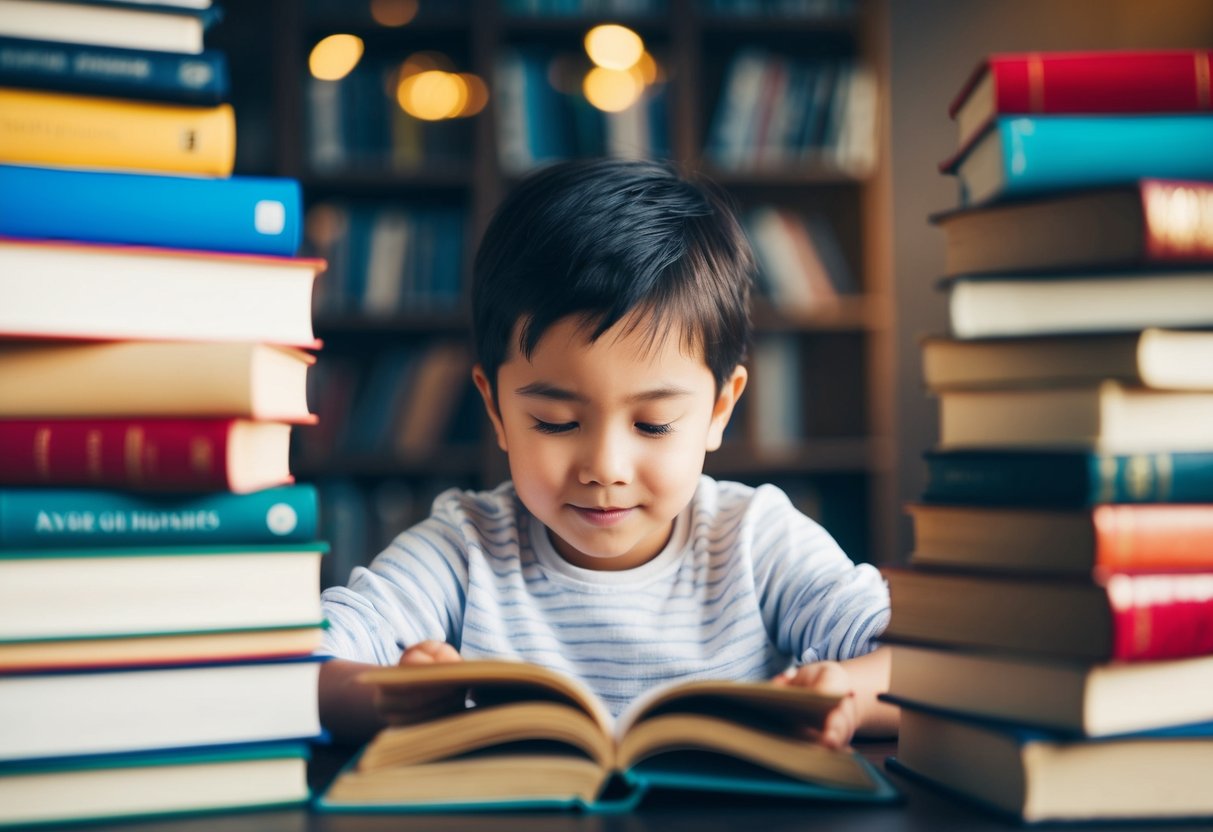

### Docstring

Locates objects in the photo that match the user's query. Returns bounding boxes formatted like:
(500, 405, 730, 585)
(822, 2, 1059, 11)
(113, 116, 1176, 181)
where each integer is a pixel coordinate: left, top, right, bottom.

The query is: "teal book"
(922, 449, 1213, 506)
(888, 698, 1213, 823)
(0, 741, 309, 829)
(941, 115, 1213, 206)
(0, 484, 318, 548)
(314, 660, 900, 813)
(0, 163, 302, 256)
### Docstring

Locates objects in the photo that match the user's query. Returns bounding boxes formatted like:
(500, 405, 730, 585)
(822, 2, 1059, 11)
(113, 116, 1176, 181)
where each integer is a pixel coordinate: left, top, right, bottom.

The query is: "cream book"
(317, 660, 899, 812)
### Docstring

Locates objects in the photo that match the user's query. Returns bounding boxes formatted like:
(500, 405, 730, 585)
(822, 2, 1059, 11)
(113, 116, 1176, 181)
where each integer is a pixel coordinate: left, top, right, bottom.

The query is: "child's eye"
(636, 422, 674, 437)
(532, 419, 577, 435)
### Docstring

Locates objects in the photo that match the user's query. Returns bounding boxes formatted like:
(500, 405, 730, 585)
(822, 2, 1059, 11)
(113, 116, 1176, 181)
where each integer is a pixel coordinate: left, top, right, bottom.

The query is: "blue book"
(0, 164, 301, 256)
(889, 698, 1213, 823)
(922, 449, 1213, 506)
(0, 484, 318, 549)
(0, 36, 228, 104)
(943, 115, 1213, 206)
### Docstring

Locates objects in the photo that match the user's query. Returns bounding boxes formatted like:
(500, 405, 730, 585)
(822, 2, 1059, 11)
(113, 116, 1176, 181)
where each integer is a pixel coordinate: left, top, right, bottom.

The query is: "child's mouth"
(570, 506, 634, 527)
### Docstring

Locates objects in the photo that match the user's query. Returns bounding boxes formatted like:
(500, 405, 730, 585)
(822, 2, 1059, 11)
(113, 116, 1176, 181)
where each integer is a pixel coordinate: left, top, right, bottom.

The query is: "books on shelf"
(907, 502, 1213, 574)
(316, 660, 899, 812)
(949, 49, 1213, 154)
(888, 644, 1213, 738)
(921, 330, 1213, 391)
(0, 238, 322, 345)
(0, 417, 296, 493)
(931, 179, 1213, 277)
(921, 449, 1213, 506)
(0, 542, 326, 640)
(0, 0, 218, 55)
(935, 381, 1213, 452)
(0, 742, 310, 829)
(0, 657, 322, 762)
(0, 164, 302, 256)
(0, 341, 315, 421)
(0, 36, 229, 104)
(945, 270, 1213, 339)
(940, 115, 1213, 207)
(0, 86, 235, 176)
(0, 484, 318, 548)
(889, 704, 1213, 824)
(882, 567, 1213, 662)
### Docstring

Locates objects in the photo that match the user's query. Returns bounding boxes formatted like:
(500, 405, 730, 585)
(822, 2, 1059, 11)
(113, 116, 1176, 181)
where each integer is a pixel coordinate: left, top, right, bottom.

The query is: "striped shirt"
(320, 476, 890, 718)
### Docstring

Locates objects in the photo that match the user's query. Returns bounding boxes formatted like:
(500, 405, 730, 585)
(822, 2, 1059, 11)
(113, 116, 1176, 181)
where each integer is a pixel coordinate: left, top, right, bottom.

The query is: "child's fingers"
(399, 640, 462, 665)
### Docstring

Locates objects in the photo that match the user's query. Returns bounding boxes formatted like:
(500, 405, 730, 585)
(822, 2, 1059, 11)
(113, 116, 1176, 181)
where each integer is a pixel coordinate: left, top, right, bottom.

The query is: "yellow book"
(0, 87, 234, 176)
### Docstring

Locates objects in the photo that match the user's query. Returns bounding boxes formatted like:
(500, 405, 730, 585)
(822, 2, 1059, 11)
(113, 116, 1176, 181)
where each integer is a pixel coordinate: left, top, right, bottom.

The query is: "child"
(318, 158, 897, 749)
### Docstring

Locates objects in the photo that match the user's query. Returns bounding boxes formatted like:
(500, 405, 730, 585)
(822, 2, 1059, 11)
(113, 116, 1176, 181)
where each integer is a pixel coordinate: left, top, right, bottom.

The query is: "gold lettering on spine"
(1143, 181, 1213, 258)
(1027, 53, 1044, 112)
(85, 429, 103, 480)
(124, 427, 145, 485)
(33, 427, 52, 480)
(1125, 455, 1155, 501)
(1197, 52, 1210, 110)
(1096, 455, 1118, 503)
(1154, 453, 1174, 502)
(190, 438, 214, 474)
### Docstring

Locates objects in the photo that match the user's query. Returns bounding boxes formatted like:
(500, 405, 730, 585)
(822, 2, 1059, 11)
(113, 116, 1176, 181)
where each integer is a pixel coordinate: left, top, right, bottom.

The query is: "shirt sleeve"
(319, 489, 472, 665)
(747, 484, 890, 665)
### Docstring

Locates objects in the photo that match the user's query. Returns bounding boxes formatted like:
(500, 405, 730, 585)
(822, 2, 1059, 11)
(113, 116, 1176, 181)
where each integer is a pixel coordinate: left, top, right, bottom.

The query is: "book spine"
(1140, 179, 1213, 262)
(1094, 505, 1213, 571)
(0, 164, 301, 256)
(1108, 573, 1213, 660)
(992, 51, 1213, 116)
(999, 116, 1213, 197)
(0, 37, 228, 105)
(0, 87, 234, 176)
(0, 418, 242, 491)
(0, 484, 318, 548)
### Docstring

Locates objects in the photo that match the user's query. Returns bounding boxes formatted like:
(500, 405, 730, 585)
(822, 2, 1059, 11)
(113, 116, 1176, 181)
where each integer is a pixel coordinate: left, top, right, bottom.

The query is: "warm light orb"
(635, 50, 660, 85)
(308, 34, 364, 81)
(457, 73, 490, 117)
(583, 65, 643, 112)
(398, 69, 467, 120)
(370, 0, 418, 27)
(584, 24, 644, 71)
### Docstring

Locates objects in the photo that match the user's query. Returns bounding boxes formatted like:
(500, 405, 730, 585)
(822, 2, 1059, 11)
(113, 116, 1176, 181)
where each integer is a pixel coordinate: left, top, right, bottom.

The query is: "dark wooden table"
(65, 740, 1213, 832)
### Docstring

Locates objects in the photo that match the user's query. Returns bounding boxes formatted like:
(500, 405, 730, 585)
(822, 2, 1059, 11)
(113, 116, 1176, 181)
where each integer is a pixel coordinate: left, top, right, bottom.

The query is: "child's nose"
(578, 427, 633, 486)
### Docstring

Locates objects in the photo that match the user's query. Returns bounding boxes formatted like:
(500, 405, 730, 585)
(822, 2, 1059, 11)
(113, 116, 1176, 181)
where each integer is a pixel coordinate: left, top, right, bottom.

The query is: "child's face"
(473, 315, 746, 571)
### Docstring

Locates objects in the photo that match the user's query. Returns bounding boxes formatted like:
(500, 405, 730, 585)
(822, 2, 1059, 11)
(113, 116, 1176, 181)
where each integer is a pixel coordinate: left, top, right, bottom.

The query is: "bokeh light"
(308, 34, 364, 81)
(584, 24, 644, 71)
(583, 65, 643, 112)
(370, 0, 418, 27)
(398, 69, 467, 120)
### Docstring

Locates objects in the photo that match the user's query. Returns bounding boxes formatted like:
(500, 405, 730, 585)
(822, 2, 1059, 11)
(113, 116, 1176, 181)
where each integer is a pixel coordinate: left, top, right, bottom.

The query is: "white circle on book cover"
(255, 200, 287, 235)
(266, 503, 299, 536)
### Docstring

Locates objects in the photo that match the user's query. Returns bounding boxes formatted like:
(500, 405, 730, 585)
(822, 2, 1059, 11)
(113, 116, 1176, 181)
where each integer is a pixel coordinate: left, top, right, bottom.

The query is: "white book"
(0, 0, 208, 54)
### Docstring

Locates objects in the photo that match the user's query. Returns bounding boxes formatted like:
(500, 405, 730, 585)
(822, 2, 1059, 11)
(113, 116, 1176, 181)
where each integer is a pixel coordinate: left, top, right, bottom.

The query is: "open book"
(316, 660, 899, 812)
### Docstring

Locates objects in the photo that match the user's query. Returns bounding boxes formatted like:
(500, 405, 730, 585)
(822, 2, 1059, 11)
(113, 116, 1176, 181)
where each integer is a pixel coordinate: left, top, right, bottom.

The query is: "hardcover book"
(906, 502, 1213, 574)
(935, 381, 1213, 453)
(0, 542, 326, 641)
(889, 704, 1213, 823)
(0, 417, 296, 493)
(0, 658, 322, 763)
(0, 238, 322, 346)
(921, 449, 1213, 506)
(921, 330, 1213, 391)
(888, 643, 1213, 738)
(0, 86, 235, 176)
(940, 115, 1213, 206)
(882, 566, 1213, 662)
(0, 164, 302, 256)
(316, 660, 900, 812)
(949, 50, 1213, 153)
(0, 742, 310, 829)
(0, 36, 229, 104)
(0, 0, 218, 54)
(945, 270, 1213, 339)
(0, 484, 318, 548)
(0, 341, 315, 421)
(931, 179, 1213, 276)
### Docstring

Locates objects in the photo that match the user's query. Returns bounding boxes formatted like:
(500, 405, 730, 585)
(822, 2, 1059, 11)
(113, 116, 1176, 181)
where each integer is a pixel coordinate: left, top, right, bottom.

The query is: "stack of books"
(0, 1, 328, 826)
(881, 49, 1213, 824)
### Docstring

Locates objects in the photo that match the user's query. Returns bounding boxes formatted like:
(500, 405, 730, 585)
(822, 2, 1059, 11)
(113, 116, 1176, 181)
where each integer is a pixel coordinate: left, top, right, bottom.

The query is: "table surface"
(69, 740, 1213, 832)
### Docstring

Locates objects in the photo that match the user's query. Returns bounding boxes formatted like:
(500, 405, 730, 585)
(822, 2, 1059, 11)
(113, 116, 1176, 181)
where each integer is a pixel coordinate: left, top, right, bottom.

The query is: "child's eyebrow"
(515, 381, 693, 403)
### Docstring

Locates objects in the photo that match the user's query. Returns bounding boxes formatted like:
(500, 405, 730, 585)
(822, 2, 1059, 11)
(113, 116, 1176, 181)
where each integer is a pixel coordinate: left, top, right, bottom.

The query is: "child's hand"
(771, 661, 858, 750)
(375, 640, 466, 724)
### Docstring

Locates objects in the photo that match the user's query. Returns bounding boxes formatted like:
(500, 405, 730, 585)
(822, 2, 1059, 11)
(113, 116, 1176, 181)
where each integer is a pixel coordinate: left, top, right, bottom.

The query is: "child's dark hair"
(472, 158, 753, 397)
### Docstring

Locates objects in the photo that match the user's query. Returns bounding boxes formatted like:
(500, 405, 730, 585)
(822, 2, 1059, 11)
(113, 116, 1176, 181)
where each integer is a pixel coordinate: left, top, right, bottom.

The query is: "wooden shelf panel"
(294, 447, 485, 480)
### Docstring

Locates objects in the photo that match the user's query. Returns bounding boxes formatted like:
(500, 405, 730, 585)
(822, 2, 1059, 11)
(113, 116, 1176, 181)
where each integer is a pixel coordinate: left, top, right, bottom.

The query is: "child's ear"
(706, 365, 747, 452)
(471, 364, 509, 452)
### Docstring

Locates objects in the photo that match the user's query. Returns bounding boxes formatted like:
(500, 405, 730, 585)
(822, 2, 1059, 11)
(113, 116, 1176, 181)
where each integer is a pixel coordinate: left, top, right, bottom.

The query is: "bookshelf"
(265, 0, 896, 578)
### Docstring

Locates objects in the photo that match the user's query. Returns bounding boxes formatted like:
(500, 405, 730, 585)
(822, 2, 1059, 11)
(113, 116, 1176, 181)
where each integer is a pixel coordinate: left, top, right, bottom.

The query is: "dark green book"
(922, 449, 1213, 506)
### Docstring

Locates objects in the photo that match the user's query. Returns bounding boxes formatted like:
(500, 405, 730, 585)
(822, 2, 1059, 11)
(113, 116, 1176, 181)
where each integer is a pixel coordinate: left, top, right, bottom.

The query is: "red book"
(0, 418, 293, 493)
(949, 49, 1213, 154)
(883, 566, 1213, 662)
